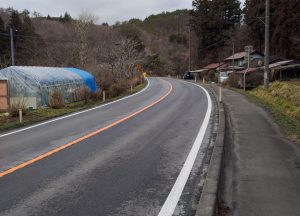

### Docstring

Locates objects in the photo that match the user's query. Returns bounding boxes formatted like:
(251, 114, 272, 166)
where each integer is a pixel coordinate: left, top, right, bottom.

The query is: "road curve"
(0, 77, 213, 216)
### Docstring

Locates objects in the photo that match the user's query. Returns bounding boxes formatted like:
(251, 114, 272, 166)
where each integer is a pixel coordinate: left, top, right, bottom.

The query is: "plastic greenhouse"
(0, 66, 98, 109)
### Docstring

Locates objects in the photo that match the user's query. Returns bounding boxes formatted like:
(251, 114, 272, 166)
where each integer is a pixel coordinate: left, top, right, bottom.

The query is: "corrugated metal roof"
(235, 67, 260, 74)
(204, 63, 224, 69)
(190, 69, 208, 73)
(224, 51, 263, 61)
(269, 60, 293, 69)
(225, 52, 246, 60)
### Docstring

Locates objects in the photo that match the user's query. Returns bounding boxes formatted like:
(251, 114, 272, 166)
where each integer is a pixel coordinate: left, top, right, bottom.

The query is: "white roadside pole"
(19, 108, 23, 123)
(103, 90, 106, 102)
(219, 86, 222, 102)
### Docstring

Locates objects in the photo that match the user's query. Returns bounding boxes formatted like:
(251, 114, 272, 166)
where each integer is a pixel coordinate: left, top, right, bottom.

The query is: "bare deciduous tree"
(73, 12, 96, 69)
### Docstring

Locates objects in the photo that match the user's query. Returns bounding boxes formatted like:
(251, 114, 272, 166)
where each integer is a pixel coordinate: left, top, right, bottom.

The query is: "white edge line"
(0, 78, 150, 138)
(158, 81, 212, 216)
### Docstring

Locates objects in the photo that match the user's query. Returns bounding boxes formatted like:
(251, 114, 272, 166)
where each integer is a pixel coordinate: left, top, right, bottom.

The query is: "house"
(203, 62, 225, 71)
(269, 60, 300, 80)
(233, 59, 300, 88)
(224, 50, 264, 69)
(203, 62, 226, 82)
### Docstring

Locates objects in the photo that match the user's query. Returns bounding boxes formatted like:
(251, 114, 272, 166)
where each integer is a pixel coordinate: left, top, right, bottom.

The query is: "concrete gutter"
(195, 87, 225, 216)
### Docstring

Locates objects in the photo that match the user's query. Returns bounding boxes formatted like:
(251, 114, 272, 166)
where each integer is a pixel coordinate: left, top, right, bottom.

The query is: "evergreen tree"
(0, 17, 10, 68)
(190, 0, 241, 63)
(8, 10, 23, 31)
(59, 12, 72, 22)
(245, 0, 299, 59)
(6, 10, 46, 65)
(271, 0, 300, 59)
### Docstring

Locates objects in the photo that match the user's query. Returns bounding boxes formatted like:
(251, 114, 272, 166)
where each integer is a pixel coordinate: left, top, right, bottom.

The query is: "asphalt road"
(0, 77, 213, 216)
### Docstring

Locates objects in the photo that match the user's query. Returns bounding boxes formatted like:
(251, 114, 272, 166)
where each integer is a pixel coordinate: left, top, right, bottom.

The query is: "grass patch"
(0, 83, 146, 132)
(235, 81, 300, 144)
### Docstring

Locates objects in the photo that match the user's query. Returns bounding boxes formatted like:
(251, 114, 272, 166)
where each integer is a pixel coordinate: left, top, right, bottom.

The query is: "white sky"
(0, 0, 246, 24)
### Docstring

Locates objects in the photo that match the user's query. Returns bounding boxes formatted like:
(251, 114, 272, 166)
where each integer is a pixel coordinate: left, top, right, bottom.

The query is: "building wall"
(0, 80, 8, 112)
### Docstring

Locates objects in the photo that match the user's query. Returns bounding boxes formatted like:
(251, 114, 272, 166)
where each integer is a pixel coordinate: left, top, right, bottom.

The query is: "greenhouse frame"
(0, 66, 98, 110)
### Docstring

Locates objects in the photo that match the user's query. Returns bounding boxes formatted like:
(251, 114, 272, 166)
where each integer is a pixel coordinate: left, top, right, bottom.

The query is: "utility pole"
(10, 27, 15, 66)
(188, 26, 191, 72)
(264, 0, 270, 89)
(232, 42, 235, 72)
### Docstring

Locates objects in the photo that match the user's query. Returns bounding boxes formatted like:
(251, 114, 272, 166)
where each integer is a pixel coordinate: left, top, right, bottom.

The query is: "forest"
(191, 0, 300, 65)
(0, 0, 299, 83)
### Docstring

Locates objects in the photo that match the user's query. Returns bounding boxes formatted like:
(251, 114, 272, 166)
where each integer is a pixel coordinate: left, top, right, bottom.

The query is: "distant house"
(203, 62, 225, 71)
(224, 50, 264, 69)
(269, 60, 300, 80)
(189, 63, 226, 82)
(233, 59, 300, 88)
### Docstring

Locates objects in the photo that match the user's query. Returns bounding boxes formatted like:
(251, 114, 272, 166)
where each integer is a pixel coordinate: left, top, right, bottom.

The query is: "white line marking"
(0, 79, 150, 139)
(158, 81, 212, 216)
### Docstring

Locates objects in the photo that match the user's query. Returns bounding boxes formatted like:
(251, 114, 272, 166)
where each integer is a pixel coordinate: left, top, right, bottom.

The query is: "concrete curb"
(195, 86, 225, 216)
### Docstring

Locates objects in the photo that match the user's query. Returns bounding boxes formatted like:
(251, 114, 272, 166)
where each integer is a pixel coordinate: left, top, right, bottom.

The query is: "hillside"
(0, 8, 197, 78)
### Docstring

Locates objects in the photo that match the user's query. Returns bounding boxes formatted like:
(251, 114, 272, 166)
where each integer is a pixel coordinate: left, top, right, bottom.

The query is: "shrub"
(248, 72, 263, 87)
(48, 91, 65, 109)
(10, 97, 27, 117)
(89, 89, 102, 101)
(74, 86, 89, 103)
(227, 74, 240, 88)
(131, 76, 142, 87)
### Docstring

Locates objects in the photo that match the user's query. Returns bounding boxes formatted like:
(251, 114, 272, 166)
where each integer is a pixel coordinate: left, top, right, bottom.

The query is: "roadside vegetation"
(239, 82, 300, 144)
(0, 82, 145, 131)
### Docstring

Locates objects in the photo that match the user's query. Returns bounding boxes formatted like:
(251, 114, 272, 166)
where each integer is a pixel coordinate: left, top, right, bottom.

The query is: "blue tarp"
(65, 68, 98, 92)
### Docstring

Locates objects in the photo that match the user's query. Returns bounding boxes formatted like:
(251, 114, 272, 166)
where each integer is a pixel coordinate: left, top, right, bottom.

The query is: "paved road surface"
(0, 78, 213, 216)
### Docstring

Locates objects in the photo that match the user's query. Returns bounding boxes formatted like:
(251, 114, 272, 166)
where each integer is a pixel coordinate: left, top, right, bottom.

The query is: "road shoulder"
(213, 85, 300, 216)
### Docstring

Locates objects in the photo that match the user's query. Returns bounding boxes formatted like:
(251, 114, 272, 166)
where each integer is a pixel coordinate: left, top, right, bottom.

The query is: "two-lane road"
(0, 77, 213, 216)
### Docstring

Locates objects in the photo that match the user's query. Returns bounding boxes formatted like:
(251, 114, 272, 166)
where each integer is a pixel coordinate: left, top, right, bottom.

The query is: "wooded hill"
(0, 8, 195, 80)
(0, 1, 299, 79)
(191, 0, 300, 66)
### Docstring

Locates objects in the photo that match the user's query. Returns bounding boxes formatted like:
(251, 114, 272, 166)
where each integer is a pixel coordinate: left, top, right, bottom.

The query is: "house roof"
(234, 59, 300, 74)
(190, 69, 208, 73)
(224, 51, 263, 61)
(234, 67, 260, 74)
(225, 52, 247, 61)
(269, 60, 294, 69)
(203, 63, 224, 69)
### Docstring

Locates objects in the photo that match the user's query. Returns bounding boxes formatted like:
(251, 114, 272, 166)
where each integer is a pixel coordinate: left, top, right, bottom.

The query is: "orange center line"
(0, 79, 173, 178)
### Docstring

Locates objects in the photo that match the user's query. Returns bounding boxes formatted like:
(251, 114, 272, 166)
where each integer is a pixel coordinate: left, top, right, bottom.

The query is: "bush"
(48, 91, 65, 109)
(10, 97, 27, 117)
(131, 76, 142, 87)
(227, 74, 240, 88)
(248, 72, 263, 87)
(74, 86, 89, 103)
(109, 79, 130, 98)
(89, 89, 102, 101)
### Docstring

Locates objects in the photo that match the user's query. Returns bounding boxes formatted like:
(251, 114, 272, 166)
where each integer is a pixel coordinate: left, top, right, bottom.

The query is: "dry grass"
(48, 91, 65, 109)
(248, 81, 300, 143)
(0, 81, 146, 131)
(9, 97, 27, 117)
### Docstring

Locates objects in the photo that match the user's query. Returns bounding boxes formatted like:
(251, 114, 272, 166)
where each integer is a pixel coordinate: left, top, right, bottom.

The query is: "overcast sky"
(0, 0, 246, 24)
